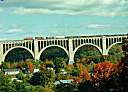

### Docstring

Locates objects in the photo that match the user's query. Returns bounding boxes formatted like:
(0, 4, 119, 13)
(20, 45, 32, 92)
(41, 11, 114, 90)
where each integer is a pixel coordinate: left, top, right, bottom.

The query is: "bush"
(29, 72, 42, 86)
(16, 72, 24, 80)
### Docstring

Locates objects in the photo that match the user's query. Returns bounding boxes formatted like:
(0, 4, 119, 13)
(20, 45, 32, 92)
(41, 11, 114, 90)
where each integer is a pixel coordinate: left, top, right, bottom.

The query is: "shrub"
(16, 72, 24, 80)
(29, 72, 42, 86)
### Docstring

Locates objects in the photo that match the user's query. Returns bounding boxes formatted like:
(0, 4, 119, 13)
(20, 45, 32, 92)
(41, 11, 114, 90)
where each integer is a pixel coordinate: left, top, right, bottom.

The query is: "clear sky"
(0, 0, 128, 40)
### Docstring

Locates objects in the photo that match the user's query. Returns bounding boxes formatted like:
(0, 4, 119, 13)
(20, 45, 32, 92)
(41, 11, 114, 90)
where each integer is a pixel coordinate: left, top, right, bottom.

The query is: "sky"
(0, 0, 128, 40)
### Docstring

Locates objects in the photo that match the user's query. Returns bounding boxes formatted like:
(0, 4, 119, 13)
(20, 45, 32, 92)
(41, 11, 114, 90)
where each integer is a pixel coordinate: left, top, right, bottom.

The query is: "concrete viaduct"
(0, 34, 127, 64)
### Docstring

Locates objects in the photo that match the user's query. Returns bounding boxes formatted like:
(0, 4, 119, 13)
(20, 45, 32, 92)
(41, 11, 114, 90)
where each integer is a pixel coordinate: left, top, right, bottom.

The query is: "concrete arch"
(2, 46, 34, 62)
(106, 42, 122, 55)
(73, 43, 102, 59)
(37, 45, 69, 60)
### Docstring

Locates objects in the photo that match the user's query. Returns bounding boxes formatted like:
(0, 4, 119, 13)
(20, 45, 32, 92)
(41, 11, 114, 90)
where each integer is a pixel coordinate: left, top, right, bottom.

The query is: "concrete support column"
(28, 41, 30, 48)
(34, 40, 39, 60)
(31, 41, 32, 50)
(68, 39, 74, 64)
(39, 41, 41, 50)
(102, 36, 108, 55)
(0, 44, 3, 64)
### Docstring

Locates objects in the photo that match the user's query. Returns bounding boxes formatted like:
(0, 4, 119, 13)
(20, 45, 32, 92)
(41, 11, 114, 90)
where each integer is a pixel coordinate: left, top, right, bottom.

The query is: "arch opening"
(74, 45, 101, 64)
(108, 43, 124, 63)
(4, 47, 34, 62)
(39, 46, 69, 62)
(38, 46, 69, 72)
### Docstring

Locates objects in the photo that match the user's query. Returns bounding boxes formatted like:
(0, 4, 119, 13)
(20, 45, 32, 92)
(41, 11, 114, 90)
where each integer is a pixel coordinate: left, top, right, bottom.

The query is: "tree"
(108, 44, 124, 63)
(40, 68, 55, 87)
(29, 72, 42, 85)
(41, 86, 55, 92)
(45, 60, 54, 68)
(54, 57, 67, 73)
(119, 37, 128, 91)
(0, 71, 16, 92)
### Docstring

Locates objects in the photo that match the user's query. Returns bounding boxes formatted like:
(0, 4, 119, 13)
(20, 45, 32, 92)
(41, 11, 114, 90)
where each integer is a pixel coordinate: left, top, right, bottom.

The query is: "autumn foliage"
(27, 61, 34, 73)
(73, 61, 124, 84)
(93, 61, 123, 81)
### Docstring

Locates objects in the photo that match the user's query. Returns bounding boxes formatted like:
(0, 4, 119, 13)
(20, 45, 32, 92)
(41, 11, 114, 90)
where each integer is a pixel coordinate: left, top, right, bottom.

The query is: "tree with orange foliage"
(93, 61, 119, 80)
(92, 61, 124, 92)
(73, 62, 91, 83)
(28, 62, 34, 73)
(81, 68, 91, 80)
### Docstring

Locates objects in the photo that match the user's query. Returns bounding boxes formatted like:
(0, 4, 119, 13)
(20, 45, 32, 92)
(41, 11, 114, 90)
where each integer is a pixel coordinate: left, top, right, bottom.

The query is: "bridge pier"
(68, 39, 74, 64)
(102, 36, 108, 55)
(34, 39, 39, 61)
(69, 59, 74, 64)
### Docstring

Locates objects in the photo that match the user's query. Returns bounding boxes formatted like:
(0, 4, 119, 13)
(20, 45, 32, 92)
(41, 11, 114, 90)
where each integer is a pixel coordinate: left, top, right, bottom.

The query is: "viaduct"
(0, 34, 127, 64)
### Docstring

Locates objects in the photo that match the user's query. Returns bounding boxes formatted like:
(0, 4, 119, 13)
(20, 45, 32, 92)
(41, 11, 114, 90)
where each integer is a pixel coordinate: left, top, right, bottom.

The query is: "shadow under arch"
(37, 45, 69, 61)
(106, 42, 122, 55)
(73, 43, 102, 63)
(2, 46, 34, 62)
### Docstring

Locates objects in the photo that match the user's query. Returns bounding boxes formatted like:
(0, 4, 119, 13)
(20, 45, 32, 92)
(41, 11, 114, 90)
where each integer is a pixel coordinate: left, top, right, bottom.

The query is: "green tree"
(29, 72, 42, 86)
(120, 37, 128, 91)
(108, 44, 124, 63)
(54, 57, 67, 73)
(14, 80, 37, 92)
(0, 71, 16, 92)
(16, 72, 25, 80)
(71, 68, 80, 77)
(41, 68, 55, 87)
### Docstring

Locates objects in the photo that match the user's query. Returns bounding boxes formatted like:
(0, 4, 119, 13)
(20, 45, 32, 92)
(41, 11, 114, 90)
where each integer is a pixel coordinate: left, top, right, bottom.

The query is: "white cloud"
(13, 7, 81, 15)
(0, 30, 3, 32)
(0, 8, 3, 12)
(6, 24, 23, 33)
(4, 0, 128, 16)
(87, 24, 111, 29)
(0, 24, 4, 32)
(7, 28, 23, 33)
(0, 38, 7, 41)
(63, 0, 85, 6)
(0, 24, 3, 28)
(14, 7, 128, 16)
(14, 7, 53, 15)
(0, 38, 6, 41)
(102, 0, 117, 5)
(12, 24, 18, 28)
